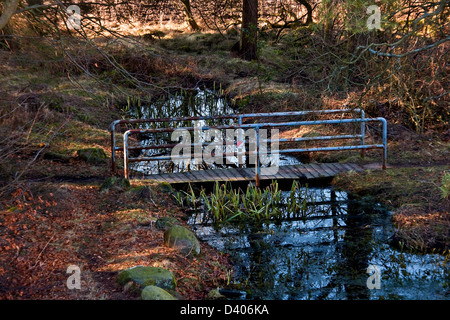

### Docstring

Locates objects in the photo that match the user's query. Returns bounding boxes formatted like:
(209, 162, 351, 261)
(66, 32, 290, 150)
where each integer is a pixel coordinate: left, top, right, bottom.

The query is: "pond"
(186, 184, 449, 300)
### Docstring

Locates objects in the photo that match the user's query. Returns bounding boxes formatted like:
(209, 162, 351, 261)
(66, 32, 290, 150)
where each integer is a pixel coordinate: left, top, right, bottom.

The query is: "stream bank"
(175, 182, 449, 300)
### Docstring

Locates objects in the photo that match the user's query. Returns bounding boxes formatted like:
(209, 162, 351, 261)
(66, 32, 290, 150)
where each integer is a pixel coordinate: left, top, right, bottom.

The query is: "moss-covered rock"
(141, 285, 177, 300)
(100, 177, 130, 192)
(164, 225, 201, 256)
(158, 182, 173, 193)
(117, 266, 176, 290)
(155, 217, 179, 231)
(76, 147, 108, 164)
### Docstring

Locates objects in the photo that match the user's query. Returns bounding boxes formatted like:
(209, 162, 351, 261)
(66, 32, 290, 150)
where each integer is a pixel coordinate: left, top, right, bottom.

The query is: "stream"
(128, 87, 300, 175)
(132, 88, 449, 300)
(188, 186, 449, 300)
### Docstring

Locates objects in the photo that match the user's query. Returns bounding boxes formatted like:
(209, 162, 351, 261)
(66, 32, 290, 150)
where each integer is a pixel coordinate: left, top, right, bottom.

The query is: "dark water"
(128, 87, 235, 175)
(189, 187, 449, 300)
(128, 88, 300, 175)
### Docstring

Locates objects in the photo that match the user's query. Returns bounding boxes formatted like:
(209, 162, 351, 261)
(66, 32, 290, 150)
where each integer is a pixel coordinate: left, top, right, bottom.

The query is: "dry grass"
(391, 208, 449, 253)
(333, 165, 450, 253)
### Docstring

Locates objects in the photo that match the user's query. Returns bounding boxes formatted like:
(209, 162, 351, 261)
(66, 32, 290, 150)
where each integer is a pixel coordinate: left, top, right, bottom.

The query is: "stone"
(141, 285, 177, 300)
(164, 225, 201, 256)
(76, 147, 108, 164)
(206, 288, 227, 300)
(100, 177, 130, 192)
(117, 266, 176, 290)
(155, 217, 179, 231)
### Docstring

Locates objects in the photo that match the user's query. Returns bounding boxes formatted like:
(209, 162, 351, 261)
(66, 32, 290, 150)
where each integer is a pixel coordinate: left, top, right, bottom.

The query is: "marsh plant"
(174, 180, 312, 226)
(440, 171, 450, 200)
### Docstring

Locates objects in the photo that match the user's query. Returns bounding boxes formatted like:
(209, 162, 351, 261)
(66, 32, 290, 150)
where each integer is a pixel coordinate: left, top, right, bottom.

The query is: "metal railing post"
(255, 126, 260, 187)
(110, 123, 116, 173)
(123, 131, 130, 179)
(360, 109, 365, 159)
(380, 117, 387, 170)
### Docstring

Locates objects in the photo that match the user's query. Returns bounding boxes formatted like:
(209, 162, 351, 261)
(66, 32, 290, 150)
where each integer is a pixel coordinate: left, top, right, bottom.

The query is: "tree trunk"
(295, 0, 313, 25)
(240, 0, 258, 61)
(0, 0, 20, 30)
(179, 0, 200, 31)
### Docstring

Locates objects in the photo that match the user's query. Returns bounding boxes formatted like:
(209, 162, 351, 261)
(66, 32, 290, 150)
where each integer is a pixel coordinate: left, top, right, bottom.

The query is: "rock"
(206, 288, 227, 300)
(141, 285, 177, 300)
(155, 217, 179, 231)
(158, 182, 173, 193)
(117, 266, 176, 290)
(76, 147, 107, 164)
(123, 281, 141, 295)
(164, 225, 201, 256)
(100, 177, 130, 192)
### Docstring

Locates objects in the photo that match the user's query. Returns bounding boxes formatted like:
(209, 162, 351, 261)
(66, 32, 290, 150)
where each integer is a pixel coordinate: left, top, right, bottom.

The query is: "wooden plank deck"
(144, 162, 365, 184)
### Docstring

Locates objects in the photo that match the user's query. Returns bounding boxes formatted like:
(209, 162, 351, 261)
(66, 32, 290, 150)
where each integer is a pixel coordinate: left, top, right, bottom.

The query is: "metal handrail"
(117, 113, 387, 185)
(109, 108, 366, 172)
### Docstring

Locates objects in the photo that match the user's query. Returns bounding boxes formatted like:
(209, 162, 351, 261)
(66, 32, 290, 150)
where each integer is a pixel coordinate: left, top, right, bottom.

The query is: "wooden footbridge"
(110, 110, 387, 186)
(142, 163, 365, 184)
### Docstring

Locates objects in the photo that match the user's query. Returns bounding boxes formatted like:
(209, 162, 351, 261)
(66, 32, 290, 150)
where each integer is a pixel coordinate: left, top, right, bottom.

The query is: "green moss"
(100, 177, 130, 192)
(302, 131, 322, 138)
(332, 166, 447, 211)
(43, 151, 72, 162)
(141, 285, 177, 300)
(164, 225, 201, 256)
(440, 171, 450, 199)
(155, 217, 179, 231)
(76, 147, 108, 164)
(117, 266, 177, 290)
(158, 182, 173, 194)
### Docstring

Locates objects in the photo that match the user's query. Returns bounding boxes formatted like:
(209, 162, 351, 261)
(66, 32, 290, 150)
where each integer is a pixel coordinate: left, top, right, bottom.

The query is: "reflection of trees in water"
(128, 88, 236, 174)
(230, 190, 376, 300)
(229, 223, 278, 298)
(317, 194, 373, 300)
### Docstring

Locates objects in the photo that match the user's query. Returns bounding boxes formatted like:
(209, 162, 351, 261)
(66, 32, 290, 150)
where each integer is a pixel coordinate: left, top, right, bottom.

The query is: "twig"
(29, 235, 55, 270)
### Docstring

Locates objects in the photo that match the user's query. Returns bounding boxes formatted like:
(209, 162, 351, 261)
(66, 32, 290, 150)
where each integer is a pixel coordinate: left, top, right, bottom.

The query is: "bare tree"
(179, 0, 201, 31)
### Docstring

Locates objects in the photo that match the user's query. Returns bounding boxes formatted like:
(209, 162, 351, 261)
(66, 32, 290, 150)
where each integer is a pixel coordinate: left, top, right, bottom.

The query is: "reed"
(175, 180, 312, 226)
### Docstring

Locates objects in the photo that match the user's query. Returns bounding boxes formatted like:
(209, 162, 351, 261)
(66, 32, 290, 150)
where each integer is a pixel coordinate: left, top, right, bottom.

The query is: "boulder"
(117, 266, 176, 290)
(155, 217, 179, 231)
(164, 225, 201, 256)
(141, 285, 177, 300)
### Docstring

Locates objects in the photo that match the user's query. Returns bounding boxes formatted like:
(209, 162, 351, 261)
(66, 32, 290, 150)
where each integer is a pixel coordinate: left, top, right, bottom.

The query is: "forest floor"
(0, 29, 449, 299)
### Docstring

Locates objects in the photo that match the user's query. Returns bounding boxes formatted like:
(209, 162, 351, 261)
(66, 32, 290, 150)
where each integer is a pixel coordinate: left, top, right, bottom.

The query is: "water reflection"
(127, 88, 301, 175)
(318, 197, 373, 300)
(189, 187, 448, 300)
(128, 88, 237, 175)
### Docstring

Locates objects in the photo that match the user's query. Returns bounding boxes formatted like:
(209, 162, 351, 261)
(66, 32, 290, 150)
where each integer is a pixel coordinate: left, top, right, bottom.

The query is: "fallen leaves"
(0, 180, 231, 300)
